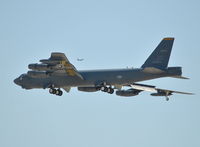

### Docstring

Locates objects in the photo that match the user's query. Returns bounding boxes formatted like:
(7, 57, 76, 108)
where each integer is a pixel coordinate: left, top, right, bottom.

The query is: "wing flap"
(131, 83, 157, 92)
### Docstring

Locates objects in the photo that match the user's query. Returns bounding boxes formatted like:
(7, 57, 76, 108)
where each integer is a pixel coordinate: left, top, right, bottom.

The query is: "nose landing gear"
(49, 88, 63, 96)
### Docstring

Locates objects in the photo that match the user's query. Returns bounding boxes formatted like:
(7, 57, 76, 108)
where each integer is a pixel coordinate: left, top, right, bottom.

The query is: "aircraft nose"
(14, 78, 21, 86)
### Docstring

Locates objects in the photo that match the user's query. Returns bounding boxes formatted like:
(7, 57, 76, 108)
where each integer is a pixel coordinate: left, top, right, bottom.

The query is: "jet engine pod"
(27, 71, 49, 78)
(28, 63, 49, 71)
(116, 89, 141, 97)
(151, 92, 172, 96)
(78, 87, 99, 92)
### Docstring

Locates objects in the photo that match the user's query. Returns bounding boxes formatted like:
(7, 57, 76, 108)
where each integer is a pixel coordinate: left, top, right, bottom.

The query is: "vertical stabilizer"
(141, 38, 174, 69)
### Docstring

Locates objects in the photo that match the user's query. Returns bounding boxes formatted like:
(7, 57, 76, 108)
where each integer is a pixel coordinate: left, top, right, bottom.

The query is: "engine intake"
(28, 63, 50, 71)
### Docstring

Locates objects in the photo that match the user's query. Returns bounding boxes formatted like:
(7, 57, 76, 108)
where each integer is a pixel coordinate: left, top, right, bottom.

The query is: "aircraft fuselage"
(14, 68, 179, 90)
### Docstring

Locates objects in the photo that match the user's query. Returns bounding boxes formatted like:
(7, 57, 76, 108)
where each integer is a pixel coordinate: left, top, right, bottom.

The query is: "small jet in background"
(14, 38, 193, 101)
(77, 58, 84, 61)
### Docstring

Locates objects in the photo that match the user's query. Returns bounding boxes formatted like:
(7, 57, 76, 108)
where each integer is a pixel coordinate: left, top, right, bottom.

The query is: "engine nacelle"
(27, 71, 49, 78)
(116, 89, 141, 97)
(78, 87, 99, 92)
(28, 63, 50, 71)
(40, 59, 60, 64)
(28, 63, 65, 71)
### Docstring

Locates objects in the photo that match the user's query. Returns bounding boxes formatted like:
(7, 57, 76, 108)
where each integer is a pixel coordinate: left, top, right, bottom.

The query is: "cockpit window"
(19, 74, 25, 80)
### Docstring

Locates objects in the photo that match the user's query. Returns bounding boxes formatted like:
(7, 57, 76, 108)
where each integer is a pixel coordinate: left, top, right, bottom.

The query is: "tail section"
(141, 38, 174, 69)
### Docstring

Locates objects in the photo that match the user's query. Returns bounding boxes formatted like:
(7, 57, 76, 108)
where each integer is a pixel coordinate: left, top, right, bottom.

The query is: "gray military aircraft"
(14, 38, 193, 101)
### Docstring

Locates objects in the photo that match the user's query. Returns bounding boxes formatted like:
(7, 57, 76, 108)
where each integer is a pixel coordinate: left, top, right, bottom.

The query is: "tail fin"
(141, 38, 174, 69)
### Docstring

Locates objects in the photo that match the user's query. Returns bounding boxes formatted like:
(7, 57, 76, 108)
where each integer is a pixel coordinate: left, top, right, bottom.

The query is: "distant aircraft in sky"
(14, 38, 193, 101)
(77, 58, 84, 61)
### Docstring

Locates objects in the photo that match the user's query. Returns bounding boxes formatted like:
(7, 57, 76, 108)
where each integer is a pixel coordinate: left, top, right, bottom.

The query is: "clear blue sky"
(0, 0, 199, 147)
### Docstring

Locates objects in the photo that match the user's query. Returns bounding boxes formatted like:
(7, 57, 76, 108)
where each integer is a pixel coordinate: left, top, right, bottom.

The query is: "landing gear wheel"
(49, 88, 53, 94)
(100, 87, 105, 91)
(49, 88, 56, 94)
(56, 89, 63, 96)
(107, 87, 111, 93)
(52, 89, 57, 94)
(56, 90, 60, 95)
(49, 88, 63, 96)
(108, 88, 114, 94)
(166, 96, 169, 101)
(101, 87, 106, 92)
(101, 87, 108, 92)
(58, 90, 63, 96)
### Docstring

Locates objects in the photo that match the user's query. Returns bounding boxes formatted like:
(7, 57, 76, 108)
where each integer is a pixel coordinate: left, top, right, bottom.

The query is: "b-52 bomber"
(14, 38, 193, 101)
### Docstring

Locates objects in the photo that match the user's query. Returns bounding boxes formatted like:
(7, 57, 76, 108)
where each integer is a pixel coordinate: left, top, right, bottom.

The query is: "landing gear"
(165, 92, 171, 101)
(49, 88, 56, 94)
(101, 86, 108, 92)
(49, 88, 63, 96)
(56, 89, 63, 96)
(96, 82, 115, 94)
(107, 87, 114, 94)
(100, 86, 114, 94)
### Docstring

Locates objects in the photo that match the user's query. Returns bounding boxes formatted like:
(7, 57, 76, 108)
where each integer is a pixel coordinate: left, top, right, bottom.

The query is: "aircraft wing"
(40, 52, 84, 79)
(130, 83, 194, 96)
